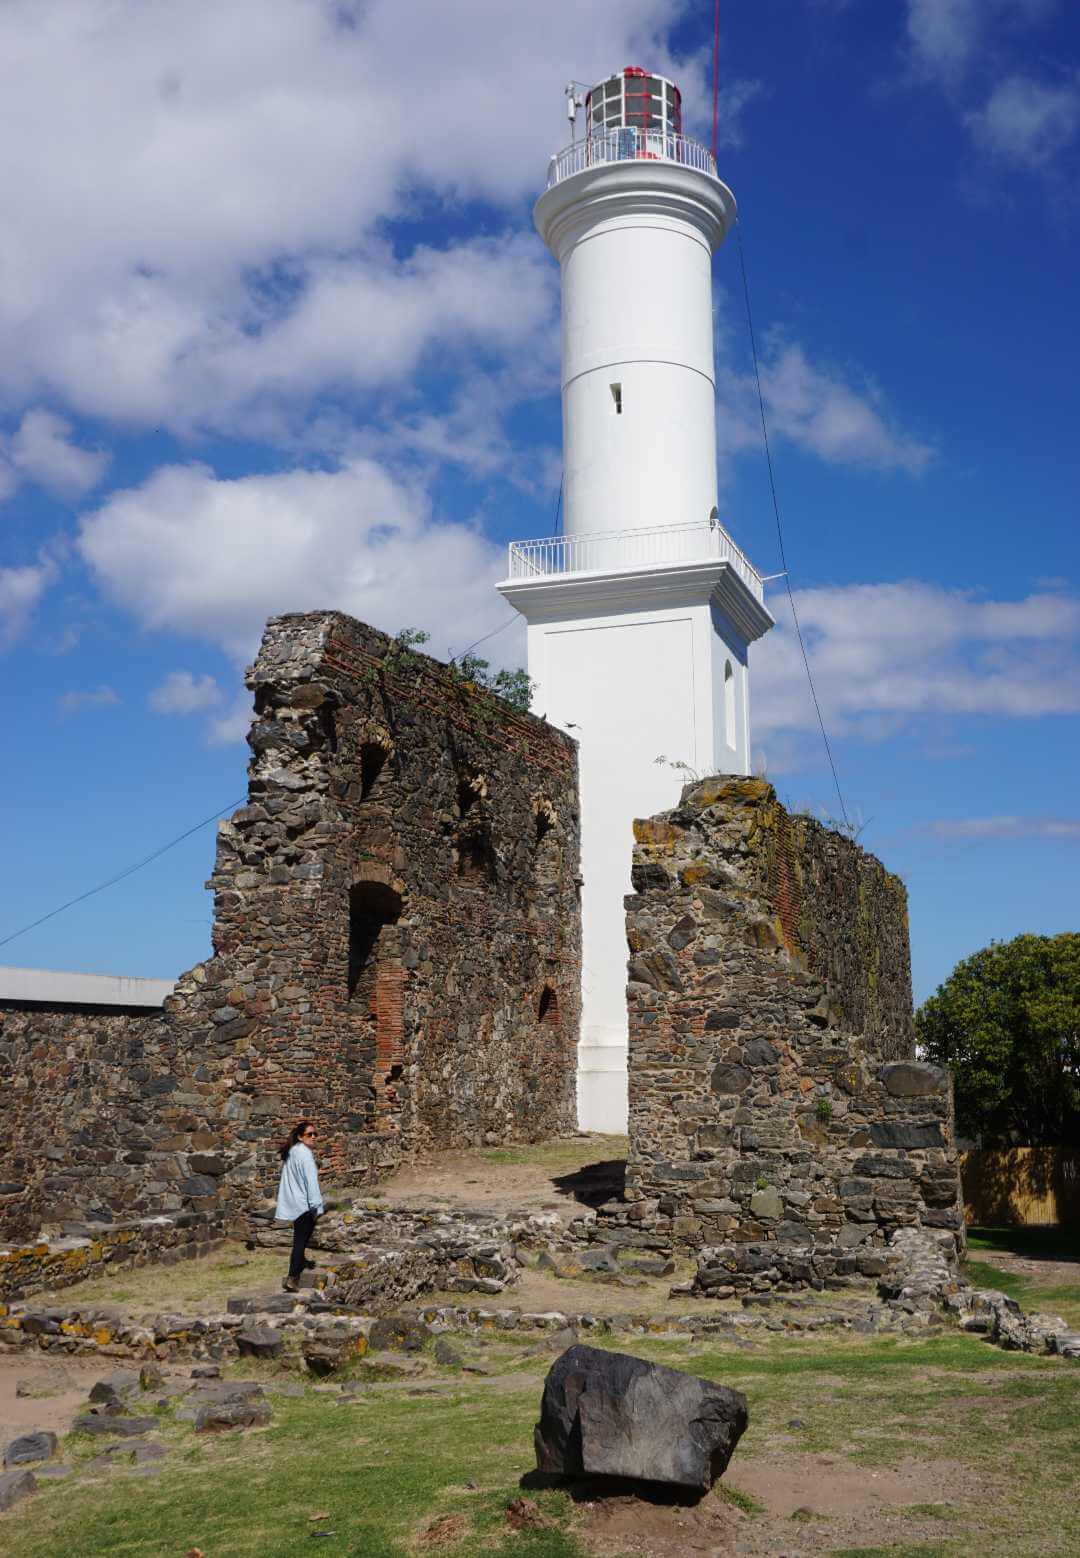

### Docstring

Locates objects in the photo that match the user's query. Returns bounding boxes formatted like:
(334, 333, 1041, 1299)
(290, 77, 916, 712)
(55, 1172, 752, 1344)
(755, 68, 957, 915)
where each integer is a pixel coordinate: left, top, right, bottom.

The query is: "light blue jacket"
(275, 1142, 325, 1221)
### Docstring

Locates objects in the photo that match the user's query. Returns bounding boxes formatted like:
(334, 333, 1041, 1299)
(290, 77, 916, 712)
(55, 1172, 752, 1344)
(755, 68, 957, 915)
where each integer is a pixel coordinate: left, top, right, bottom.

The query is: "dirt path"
(577, 1453, 987, 1556)
(370, 1134, 627, 1224)
(0, 1356, 110, 1438)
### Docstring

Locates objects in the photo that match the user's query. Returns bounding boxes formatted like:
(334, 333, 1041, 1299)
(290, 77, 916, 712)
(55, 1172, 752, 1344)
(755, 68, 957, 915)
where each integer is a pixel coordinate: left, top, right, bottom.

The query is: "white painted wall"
(535, 160, 736, 541)
(509, 565, 754, 1132)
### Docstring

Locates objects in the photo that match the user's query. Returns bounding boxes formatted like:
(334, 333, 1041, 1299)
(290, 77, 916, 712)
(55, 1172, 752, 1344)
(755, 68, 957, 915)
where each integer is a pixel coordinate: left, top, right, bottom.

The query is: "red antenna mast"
(711, 0, 720, 161)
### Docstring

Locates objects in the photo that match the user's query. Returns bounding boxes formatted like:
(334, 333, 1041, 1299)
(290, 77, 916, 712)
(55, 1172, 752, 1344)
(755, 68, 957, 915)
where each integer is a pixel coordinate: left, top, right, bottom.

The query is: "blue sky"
(1, 0, 1077, 1006)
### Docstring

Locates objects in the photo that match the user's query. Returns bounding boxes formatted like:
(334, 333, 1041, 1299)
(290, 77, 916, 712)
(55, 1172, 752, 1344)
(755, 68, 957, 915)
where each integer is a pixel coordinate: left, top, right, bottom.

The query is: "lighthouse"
(498, 68, 773, 1132)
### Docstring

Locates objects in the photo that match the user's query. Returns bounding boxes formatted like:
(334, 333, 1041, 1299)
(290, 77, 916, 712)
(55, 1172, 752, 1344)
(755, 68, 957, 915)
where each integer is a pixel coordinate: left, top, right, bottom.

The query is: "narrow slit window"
(724, 660, 736, 750)
(610, 382, 622, 415)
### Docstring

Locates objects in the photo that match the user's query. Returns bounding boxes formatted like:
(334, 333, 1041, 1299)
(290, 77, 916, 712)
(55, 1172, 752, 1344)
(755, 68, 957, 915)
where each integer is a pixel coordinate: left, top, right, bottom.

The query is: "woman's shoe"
(303, 1258, 316, 1270)
(282, 1276, 300, 1293)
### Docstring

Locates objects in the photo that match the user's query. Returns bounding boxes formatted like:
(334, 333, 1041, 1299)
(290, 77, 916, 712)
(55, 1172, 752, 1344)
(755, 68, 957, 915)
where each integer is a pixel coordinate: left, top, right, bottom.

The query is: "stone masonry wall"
(619, 776, 964, 1266)
(0, 613, 581, 1245)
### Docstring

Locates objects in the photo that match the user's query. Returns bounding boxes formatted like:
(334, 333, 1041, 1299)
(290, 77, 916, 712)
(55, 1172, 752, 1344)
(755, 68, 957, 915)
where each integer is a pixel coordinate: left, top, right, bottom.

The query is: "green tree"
(916, 932, 1080, 1146)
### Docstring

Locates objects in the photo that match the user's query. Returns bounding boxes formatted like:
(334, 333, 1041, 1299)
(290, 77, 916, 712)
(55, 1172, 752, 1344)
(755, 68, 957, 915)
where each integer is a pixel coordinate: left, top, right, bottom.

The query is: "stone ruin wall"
(0, 612, 581, 1247)
(618, 776, 964, 1274)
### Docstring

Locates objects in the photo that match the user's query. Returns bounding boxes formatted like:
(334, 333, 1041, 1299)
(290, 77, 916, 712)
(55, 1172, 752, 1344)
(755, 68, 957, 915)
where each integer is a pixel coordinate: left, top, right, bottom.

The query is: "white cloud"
(0, 558, 56, 647)
(149, 671, 223, 715)
(760, 343, 934, 476)
(206, 693, 255, 747)
(905, 0, 1055, 82)
(77, 459, 517, 668)
(918, 815, 1080, 840)
(57, 684, 120, 715)
(715, 333, 934, 480)
(966, 74, 1080, 168)
(4, 408, 109, 499)
(906, 0, 982, 80)
(901, 1, 1075, 186)
(0, 0, 758, 437)
(755, 581, 1080, 746)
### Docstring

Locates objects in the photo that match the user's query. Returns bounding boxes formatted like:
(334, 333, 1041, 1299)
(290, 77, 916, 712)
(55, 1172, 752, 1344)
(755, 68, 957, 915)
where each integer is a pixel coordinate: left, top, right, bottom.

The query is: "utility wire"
(450, 613, 519, 666)
(0, 797, 247, 954)
(734, 217, 850, 826)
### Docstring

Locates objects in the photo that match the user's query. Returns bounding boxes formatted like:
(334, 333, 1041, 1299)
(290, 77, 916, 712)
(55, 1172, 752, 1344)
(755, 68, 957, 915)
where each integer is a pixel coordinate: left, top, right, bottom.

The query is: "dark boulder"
(0, 1469, 37, 1511)
(534, 1344, 748, 1493)
(3, 1432, 57, 1467)
(73, 1415, 157, 1437)
(88, 1369, 140, 1407)
(235, 1323, 283, 1359)
(194, 1392, 271, 1432)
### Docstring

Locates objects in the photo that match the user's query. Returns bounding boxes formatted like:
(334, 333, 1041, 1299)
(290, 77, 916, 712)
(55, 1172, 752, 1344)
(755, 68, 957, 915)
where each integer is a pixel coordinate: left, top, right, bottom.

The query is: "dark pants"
(289, 1209, 317, 1281)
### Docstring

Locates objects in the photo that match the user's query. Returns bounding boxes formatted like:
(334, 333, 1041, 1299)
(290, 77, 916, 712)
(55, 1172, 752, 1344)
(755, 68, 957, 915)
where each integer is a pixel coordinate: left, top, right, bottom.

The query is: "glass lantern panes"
(586, 69, 682, 137)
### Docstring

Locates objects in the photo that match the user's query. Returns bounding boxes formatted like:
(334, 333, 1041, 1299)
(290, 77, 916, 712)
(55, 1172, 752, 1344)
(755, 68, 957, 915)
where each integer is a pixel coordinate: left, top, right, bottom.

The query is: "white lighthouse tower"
(499, 68, 773, 1132)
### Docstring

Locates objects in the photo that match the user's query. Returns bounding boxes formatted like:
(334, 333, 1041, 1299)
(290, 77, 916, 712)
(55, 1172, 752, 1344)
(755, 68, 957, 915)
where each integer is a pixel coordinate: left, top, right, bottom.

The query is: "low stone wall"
(617, 777, 965, 1263)
(0, 1213, 231, 1303)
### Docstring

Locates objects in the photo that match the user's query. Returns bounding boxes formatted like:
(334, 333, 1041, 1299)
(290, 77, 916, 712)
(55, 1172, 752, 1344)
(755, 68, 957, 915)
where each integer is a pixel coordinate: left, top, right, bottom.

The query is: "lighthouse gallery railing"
(546, 128, 717, 189)
(507, 521, 764, 603)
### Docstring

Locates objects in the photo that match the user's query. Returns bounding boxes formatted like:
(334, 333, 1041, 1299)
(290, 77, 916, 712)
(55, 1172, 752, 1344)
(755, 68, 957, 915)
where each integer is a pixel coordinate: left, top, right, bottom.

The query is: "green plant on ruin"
(356, 627, 431, 691)
(384, 627, 431, 678)
(785, 795, 871, 844)
(815, 1096, 833, 1123)
(446, 651, 535, 714)
(754, 1174, 770, 1191)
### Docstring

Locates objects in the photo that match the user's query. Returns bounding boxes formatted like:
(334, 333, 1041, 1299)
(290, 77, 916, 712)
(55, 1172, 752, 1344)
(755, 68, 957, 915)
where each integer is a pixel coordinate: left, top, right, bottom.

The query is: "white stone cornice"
(534, 161, 736, 261)
(497, 558, 774, 640)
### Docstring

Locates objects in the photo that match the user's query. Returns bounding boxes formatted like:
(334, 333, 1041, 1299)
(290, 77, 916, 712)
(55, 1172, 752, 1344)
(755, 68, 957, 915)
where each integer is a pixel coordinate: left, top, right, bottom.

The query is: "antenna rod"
(711, 0, 720, 161)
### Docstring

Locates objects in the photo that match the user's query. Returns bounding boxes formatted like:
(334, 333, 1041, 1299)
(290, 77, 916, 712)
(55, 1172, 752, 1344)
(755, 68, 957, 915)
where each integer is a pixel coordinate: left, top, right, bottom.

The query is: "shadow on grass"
(521, 1467, 704, 1508)
(968, 1224, 1080, 1264)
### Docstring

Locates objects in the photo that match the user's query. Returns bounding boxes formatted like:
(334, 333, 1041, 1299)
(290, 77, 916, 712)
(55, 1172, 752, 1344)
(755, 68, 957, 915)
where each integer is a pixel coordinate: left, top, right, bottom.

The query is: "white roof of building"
(0, 965, 175, 1009)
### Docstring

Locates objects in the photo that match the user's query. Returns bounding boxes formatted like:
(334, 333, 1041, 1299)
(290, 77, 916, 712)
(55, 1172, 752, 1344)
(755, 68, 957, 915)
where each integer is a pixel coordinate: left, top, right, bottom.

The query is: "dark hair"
(279, 1119, 314, 1162)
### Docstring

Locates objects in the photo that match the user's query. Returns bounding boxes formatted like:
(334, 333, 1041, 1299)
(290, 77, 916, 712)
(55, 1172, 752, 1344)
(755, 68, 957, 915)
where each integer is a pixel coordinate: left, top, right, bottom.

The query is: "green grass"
(829, 1547, 948, 1557)
(963, 1225, 1080, 1327)
(5, 1329, 1080, 1557)
(477, 1134, 628, 1169)
(33, 1246, 286, 1312)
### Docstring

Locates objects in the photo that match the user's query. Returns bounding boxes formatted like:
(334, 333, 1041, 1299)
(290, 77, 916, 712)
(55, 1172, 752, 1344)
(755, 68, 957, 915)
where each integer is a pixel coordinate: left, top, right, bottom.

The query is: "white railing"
(507, 521, 764, 602)
(546, 128, 717, 189)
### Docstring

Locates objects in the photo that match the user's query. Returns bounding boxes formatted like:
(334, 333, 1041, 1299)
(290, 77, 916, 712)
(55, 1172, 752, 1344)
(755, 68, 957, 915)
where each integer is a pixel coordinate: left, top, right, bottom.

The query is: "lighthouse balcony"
(546, 127, 717, 189)
(507, 520, 764, 602)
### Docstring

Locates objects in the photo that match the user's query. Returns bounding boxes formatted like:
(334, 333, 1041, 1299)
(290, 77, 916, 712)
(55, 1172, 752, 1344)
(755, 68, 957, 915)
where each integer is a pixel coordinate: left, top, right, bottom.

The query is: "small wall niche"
(359, 740, 390, 800)
(533, 795, 557, 847)
(537, 985, 559, 1026)
(348, 881, 402, 997)
(458, 830, 495, 881)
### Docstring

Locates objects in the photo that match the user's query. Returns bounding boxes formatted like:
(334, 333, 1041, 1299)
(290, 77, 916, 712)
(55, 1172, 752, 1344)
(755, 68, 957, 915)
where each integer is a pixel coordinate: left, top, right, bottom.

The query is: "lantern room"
(585, 66, 682, 137)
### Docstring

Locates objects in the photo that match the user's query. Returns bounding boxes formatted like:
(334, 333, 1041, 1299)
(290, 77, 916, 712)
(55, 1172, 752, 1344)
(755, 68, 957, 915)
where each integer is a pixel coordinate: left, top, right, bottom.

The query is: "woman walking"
(276, 1119, 325, 1293)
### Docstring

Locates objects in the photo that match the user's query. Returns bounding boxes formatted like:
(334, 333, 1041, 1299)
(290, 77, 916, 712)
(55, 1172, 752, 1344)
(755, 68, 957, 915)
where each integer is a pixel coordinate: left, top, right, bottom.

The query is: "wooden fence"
(961, 1147, 1080, 1228)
